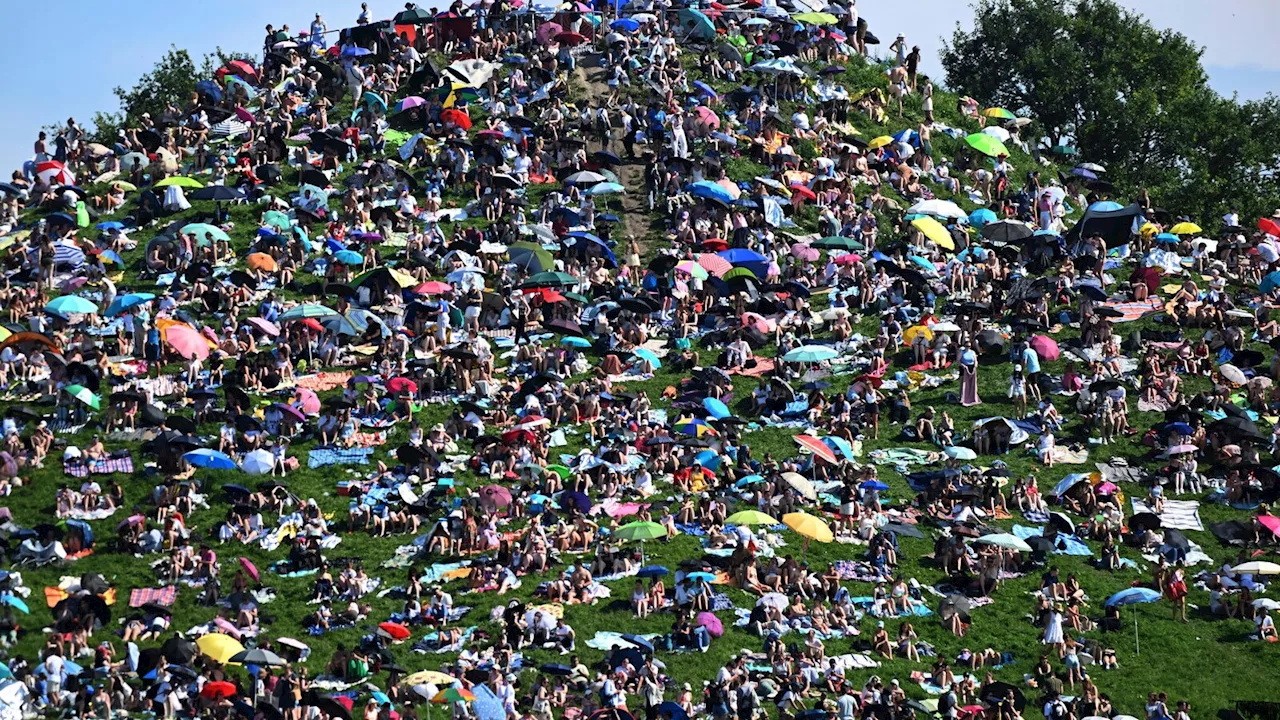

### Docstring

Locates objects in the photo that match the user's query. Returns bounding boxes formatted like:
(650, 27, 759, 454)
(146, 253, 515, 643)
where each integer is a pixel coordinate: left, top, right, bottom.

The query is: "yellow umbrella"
(903, 324, 933, 344)
(1139, 222, 1159, 239)
(783, 512, 833, 543)
(867, 135, 894, 150)
(911, 216, 954, 250)
(388, 267, 418, 288)
(405, 670, 458, 686)
(1169, 222, 1201, 235)
(196, 633, 245, 664)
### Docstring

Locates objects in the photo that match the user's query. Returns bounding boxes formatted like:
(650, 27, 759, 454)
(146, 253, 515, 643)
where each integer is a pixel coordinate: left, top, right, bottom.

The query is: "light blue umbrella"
(561, 336, 592, 348)
(183, 449, 237, 470)
(334, 250, 364, 265)
(823, 435, 854, 459)
(588, 182, 625, 196)
(106, 292, 156, 318)
(688, 181, 733, 203)
(633, 347, 662, 369)
(908, 255, 936, 272)
(703, 397, 731, 419)
(1262, 271, 1280, 294)
(0, 595, 28, 614)
(1154, 233, 1180, 244)
(783, 345, 839, 363)
(45, 295, 98, 316)
(968, 208, 997, 228)
(1105, 588, 1160, 607)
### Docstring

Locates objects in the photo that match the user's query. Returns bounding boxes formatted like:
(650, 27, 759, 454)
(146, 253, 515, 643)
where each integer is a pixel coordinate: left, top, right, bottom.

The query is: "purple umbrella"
(696, 611, 723, 638)
(273, 403, 306, 422)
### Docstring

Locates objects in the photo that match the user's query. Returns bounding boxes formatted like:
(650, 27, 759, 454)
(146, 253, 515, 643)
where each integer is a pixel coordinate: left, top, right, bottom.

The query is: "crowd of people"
(0, 1, 1277, 719)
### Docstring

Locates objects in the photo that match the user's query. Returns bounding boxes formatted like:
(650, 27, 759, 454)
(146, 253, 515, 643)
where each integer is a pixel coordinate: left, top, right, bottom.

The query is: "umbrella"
(982, 219, 1033, 243)
(379, 622, 412, 641)
(1219, 364, 1247, 385)
(615, 521, 668, 541)
(1029, 335, 1060, 362)
(1169, 222, 1201, 235)
(939, 595, 971, 622)
(196, 633, 245, 664)
(975, 533, 1033, 552)
(65, 384, 101, 410)
(433, 688, 476, 704)
(45, 296, 98, 316)
(165, 325, 210, 360)
(183, 449, 236, 470)
(725, 510, 778, 526)
(794, 434, 838, 463)
(1105, 588, 1160, 607)
(1233, 561, 1280, 576)
(201, 681, 238, 700)
(965, 133, 1009, 157)
(229, 648, 285, 666)
(240, 449, 274, 476)
(783, 512, 833, 543)
(782, 345, 838, 363)
(944, 446, 977, 461)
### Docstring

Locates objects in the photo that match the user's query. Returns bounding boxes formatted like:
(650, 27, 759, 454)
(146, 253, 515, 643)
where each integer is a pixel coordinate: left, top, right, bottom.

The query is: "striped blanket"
(1099, 298, 1162, 323)
(64, 455, 134, 478)
(129, 585, 178, 608)
(307, 447, 375, 468)
(1132, 498, 1203, 531)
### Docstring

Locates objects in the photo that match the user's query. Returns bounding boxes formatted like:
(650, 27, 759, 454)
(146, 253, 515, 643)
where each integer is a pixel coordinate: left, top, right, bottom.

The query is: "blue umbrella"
(45, 295, 98, 316)
(1154, 233, 1180, 244)
(96, 221, 124, 231)
(735, 474, 765, 487)
(656, 702, 689, 720)
(561, 336, 592, 348)
(1262, 271, 1280, 294)
(196, 79, 224, 101)
(688, 181, 733, 203)
(587, 182, 625, 196)
(183, 449, 237, 470)
(859, 480, 890, 492)
(686, 571, 716, 583)
(637, 565, 669, 578)
(610, 17, 640, 31)
(0, 595, 28, 614)
(968, 208, 997, 228)
(106, 292, 156, 318)
(693, 81, 718, 98)
(703, 397, 731, 419)
(1105, 588, 1160, 607)
(564, 230, 604, 245)
(823, 436, 855, 459)
(1089, 200, 1123, 212)
(341, 46, 373, 57)
(633, 347, 662, 369)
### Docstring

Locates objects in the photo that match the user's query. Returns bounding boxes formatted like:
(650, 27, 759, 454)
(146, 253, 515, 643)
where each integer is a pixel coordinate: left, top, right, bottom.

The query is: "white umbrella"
(563, 170, 607, 185)
(907, 199, 966, 219)
(975, 533, 1033, 552)
(782, 472, 816, 500)
(523, 608, 557, 630)
(1077, 162, 1106, 173)
(982, 126, 1011, 141)
(1254, 598, 1280, 611)
(1234, 561, 1280, 576)
(757, 592, 789, 609)
(241, 449, 275, 475)
(930, 321, 960, 332)
(1219, 364, 1247, 385)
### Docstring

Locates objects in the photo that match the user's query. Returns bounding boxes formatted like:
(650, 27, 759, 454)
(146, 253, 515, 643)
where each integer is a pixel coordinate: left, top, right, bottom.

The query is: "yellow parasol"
(783, 512, 834, 543)
(911, 216, 955, 250)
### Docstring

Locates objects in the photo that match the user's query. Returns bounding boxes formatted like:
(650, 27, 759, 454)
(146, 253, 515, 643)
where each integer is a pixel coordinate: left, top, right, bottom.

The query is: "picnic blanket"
(63, 455, 134, 478)
(1132, 498, 1204, 531)
(308, 447, 375, 468)
(296, 372, 354, 393)
(1099, 298, 1162, 322)
(129, 585, 178, 608)
(1011, 525, 1092, 556)
(1095, 461, 1146, 484)
(1049, 446, 1090, 464)
(728, 357, 776, 377)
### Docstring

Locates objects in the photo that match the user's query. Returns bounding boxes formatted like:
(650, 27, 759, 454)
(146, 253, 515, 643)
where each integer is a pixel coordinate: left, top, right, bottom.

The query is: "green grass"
(5, 44, 1275, 720)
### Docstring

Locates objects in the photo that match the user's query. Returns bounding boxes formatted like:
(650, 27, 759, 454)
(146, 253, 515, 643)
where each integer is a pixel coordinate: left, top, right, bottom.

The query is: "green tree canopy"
(942, 0, 1280, 224)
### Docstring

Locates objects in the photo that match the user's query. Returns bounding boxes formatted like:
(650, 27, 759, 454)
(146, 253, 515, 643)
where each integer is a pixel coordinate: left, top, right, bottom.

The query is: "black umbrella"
(981, 220, 1033, 243)
(190, 186, 245, 202)
(162, 635, 198, 664)
(981, 681, 1026, 711)
(1130, 512, 1162, 533)
(397, 445, 427, 466)
(648, 255, 678, 274)
(545, 318, 585, 336)
(1078, 284, 1107, 301)
(234, 414, 263, 432)
(299, 168, 330, 188)
(1089, 379, 1121, 393)
(310, 697, 352, 720)
(1093, 306, 1124, 319)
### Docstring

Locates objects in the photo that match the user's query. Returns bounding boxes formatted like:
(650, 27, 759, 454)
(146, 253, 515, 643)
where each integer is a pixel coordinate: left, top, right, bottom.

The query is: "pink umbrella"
(482, 485, 513, 507)
(247, 317, 279, 337)
(61, 277, 88, 292)
(295, 388, 321, 415)
(239, 557, 260, 582)
(695, 105, 720, 129)
(834, 253, 862, 265)
(165, 325, 209, 360)
(1029, 335, 1060, 362)
(741, 312, 774, 333)
(387, 377, 418, 395)
(214, 617, 242, 639)
(715, 177, 741, 199)
(273, 403, 305, 422)
(791, 243, 820, 262)
(234, 107, 255, 124)
(606, 501, 643, 518)
(795, 434, 838, 463)
(697, 254, 733, 277)
(1259, 515, 1280, 538)
(398, 96, 426, 110)
(536, 22, 563, 45)
(696, 611, 723, 638)
(1096, 481, 1118, 495)
(1165, 444, 1197, 456)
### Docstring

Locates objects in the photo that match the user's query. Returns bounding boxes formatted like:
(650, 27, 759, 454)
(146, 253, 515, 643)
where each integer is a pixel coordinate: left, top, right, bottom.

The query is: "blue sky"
(0, 0, 1276, 176)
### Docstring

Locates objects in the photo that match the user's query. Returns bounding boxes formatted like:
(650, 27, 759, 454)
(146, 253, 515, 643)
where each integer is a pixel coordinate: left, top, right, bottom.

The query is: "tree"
(941, 0, 1280, 224)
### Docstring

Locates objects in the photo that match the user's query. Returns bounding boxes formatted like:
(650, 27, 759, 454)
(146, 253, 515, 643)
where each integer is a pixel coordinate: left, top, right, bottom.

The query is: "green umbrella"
(263, 210, 292, 231)
(615, 521, 668, 541)
(279, 304, 339, 321)
(965, 133, 1009, 157)
(792, 11, 838, 24)
(521, 272, 578, 288)
(65, 384, 101, 410)
(181, 223, 230, 246)
(722, 267, 757, 281)
(1049, 144, 1079, 157)
(154, 176, 204, 189)
(812, 236, 864, 250)
(725, 510, 778, 526)
(983, 107, 1017, 121)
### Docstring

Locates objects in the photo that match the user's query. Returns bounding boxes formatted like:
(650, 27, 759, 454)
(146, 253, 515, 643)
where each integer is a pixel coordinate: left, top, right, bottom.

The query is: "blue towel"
(1012, 525, 1092, 556)
(308, 447, 375, 468)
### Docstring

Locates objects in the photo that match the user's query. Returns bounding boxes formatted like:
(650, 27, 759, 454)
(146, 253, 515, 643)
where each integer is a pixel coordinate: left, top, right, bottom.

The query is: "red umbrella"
(299, 318, 325, 332)
(790, 184, 817, 201)
(482, 485, 513, 507)
(1259, 514, 1280, 538)
(1260, 218, 1280, 237)
(1029, 334, 1060, 362)
(554, 31, 587, 45)
(227, 60, 259, 83)
(440, 108, 472, 130)
(476, 129, 505, 141)
(413, 281, 453, 295)
(525, 288, 566, 303)
(387, 377, 418, 395)
(378, 622, 411, 641)
(238, 557, 260, 582)
(201, 681, 238, 700)
(794, 434, 838, 463)
(502, 428, 537, 444)
(700, 238, 729, 252)
(696, 611, 723, 637)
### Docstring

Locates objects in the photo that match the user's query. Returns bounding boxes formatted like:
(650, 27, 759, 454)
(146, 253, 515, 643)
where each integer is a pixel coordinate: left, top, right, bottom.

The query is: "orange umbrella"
(247, 253, 278, 272)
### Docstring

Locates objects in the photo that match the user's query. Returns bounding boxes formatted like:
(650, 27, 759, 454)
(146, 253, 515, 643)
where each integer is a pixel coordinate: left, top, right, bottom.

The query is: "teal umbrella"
(334, 250, 364, 265)
(45, 296, 99, 316)
(561, 337, 592, 348)
(676, 8, 715, 38)
(632, 347, 662, 368)
(782, 345, 838, 363)
(106, 293, 156, 318)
